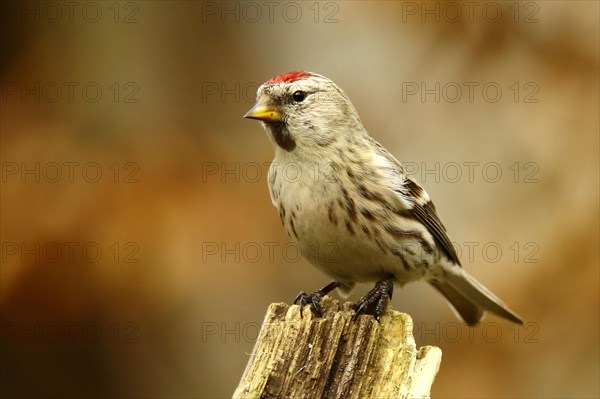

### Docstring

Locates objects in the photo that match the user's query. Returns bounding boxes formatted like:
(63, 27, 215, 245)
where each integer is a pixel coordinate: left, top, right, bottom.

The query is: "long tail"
(430, 268, 523, 325)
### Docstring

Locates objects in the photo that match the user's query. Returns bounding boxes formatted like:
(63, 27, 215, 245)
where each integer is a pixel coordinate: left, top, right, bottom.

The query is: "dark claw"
(294, 291, 324, 317)
(293, 281, 340, 318)
(353, 276, 395, 322)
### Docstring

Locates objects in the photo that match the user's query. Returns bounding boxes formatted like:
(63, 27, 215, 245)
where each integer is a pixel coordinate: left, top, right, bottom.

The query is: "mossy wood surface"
(233, 296, 442, 399)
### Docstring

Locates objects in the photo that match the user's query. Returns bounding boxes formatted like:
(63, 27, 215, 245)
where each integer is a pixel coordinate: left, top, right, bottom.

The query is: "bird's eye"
(292, 91, 306, 102)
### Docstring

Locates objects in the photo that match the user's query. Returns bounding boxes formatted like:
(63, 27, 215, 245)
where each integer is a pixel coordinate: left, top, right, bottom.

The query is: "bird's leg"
(353, 275, 395, 321)
(294, 281, 340, 317)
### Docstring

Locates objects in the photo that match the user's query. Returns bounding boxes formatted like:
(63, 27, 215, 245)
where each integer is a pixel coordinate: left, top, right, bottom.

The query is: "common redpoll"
(244, 71, 523, 325)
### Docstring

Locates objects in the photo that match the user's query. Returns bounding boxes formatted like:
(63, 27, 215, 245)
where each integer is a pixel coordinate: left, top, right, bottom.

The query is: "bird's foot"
(353, 276, 395, 322)
(294, 281, 340, 318)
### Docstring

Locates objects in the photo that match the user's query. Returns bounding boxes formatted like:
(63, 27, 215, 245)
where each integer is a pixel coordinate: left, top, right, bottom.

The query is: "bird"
(244, 71, 523, 325)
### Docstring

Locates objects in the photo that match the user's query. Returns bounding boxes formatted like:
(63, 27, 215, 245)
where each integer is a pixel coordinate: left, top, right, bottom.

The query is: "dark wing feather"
(370, 140, 461, 266)
(400, 179, 461, 266)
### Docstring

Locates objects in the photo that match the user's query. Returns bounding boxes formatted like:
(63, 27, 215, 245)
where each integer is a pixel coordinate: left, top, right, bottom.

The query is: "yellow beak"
(244, 103, 282, 123)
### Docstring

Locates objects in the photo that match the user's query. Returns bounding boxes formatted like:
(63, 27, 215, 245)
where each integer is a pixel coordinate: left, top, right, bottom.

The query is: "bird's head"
(244, 71, 364, 155)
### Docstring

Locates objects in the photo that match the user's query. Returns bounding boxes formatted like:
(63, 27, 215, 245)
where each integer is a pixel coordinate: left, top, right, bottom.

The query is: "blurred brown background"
(1, 1, 598, 398)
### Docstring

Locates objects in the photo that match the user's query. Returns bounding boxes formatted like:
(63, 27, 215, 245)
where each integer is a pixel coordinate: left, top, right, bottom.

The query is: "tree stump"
(233, 296, 442, 398)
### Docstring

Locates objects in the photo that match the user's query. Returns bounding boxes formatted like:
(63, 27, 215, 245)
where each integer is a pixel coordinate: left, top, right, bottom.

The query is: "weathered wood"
(234, 296, 442, 399)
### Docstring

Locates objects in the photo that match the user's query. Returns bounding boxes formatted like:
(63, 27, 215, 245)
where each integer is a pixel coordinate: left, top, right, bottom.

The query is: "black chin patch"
(269, 122, 296, 152)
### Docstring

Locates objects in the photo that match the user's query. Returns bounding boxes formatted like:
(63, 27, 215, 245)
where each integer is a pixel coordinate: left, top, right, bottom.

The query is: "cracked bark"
(233, 296, 442, 399)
